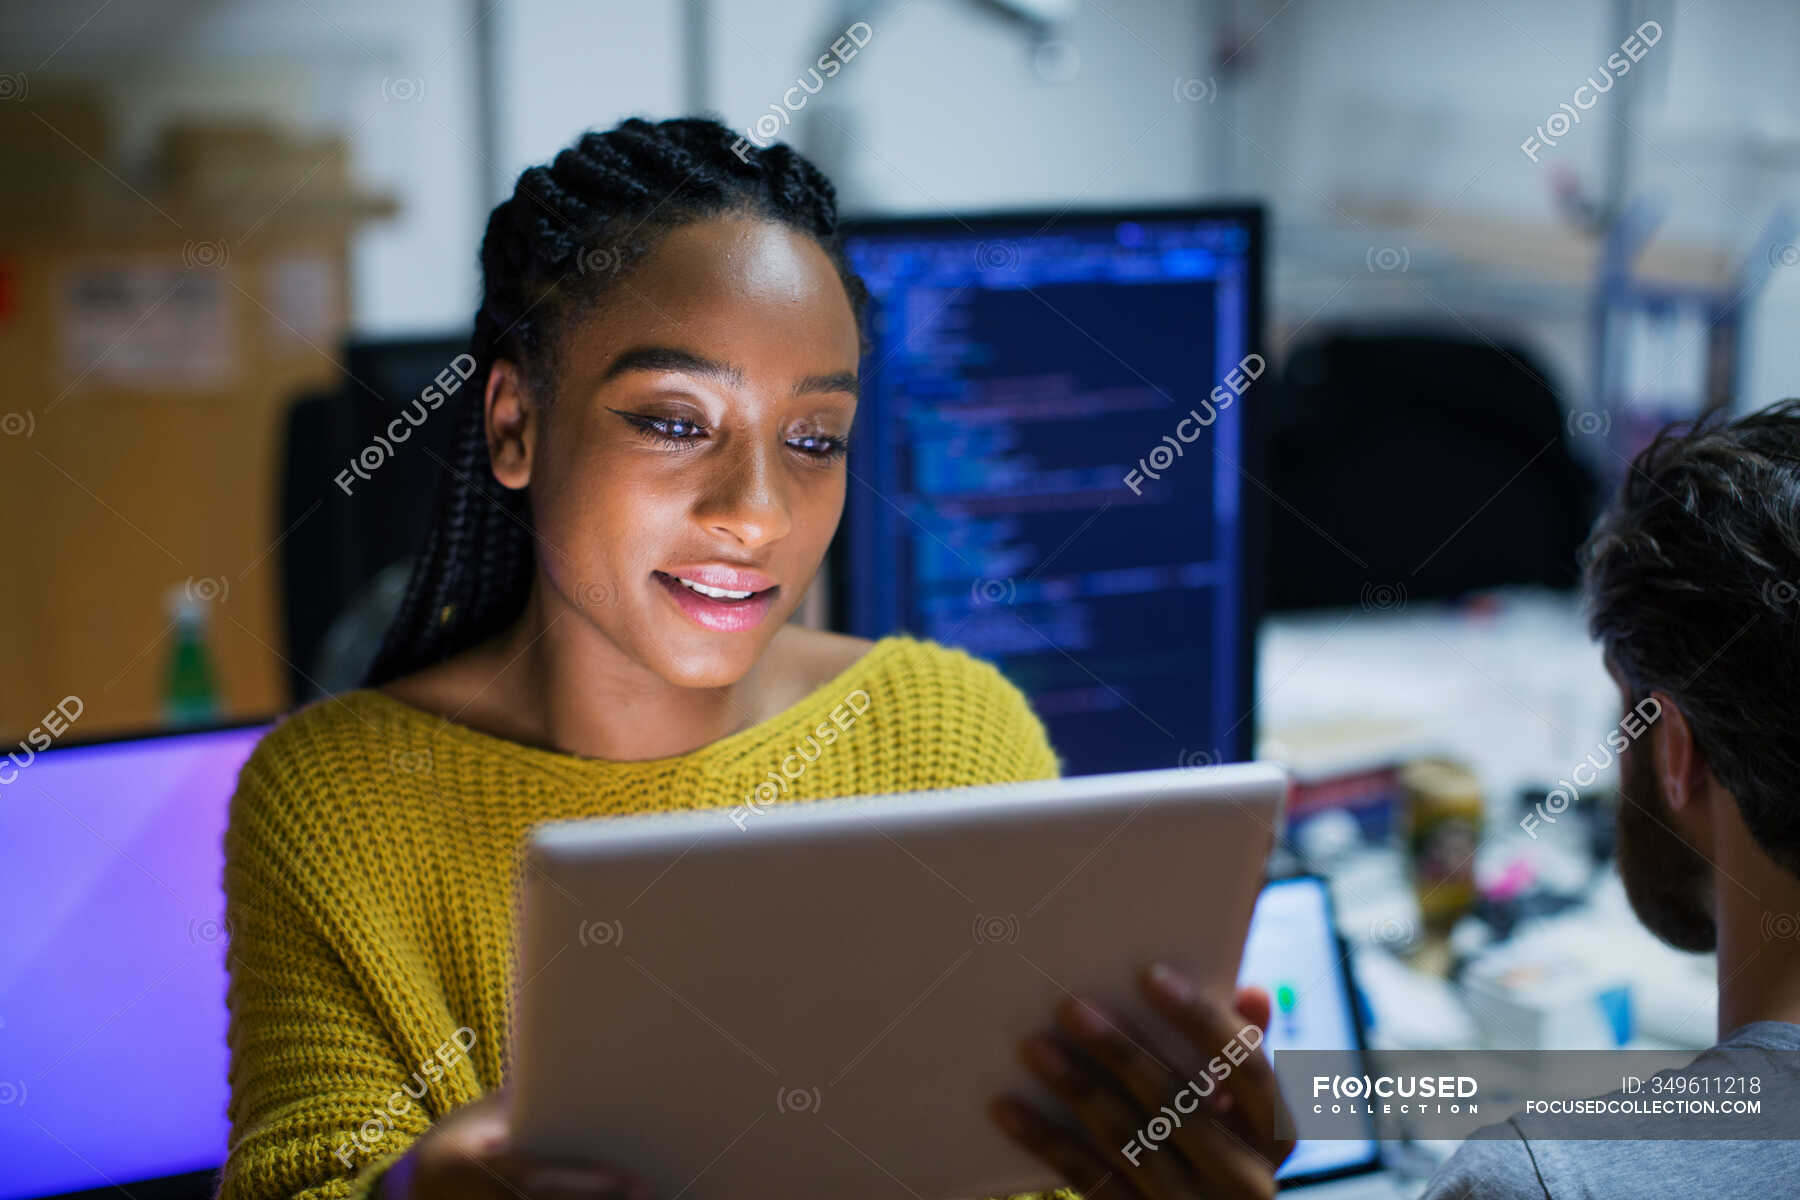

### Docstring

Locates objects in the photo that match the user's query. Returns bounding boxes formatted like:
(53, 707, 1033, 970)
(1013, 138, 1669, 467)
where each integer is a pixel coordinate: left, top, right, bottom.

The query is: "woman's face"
(487, 216, 861, 690)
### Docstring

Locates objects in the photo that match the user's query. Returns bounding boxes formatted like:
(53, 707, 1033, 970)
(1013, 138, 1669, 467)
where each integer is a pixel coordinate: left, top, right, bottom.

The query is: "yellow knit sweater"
(219, 633, 1072, 1200)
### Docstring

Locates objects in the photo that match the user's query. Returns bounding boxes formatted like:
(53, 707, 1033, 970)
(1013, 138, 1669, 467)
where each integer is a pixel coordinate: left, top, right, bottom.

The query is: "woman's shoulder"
(844, 631, 1063, 782)
(862, 632, 1037, 711)
(231, 688, 428, 820)
(770, 626, 1007, 699)
(246, 686, 413, 764)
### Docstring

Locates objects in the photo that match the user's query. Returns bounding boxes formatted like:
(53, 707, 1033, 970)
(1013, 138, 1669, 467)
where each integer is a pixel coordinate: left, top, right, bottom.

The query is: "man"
(998, 400, 1800, 1197)
(1420, 400, 1800, 1195)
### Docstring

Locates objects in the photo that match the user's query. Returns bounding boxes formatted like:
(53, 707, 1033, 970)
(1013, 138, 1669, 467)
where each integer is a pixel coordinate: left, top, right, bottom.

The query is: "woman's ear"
(485, 358, 537, 489)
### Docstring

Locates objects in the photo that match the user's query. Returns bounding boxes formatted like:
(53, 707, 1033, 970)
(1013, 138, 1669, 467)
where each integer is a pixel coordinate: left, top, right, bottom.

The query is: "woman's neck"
(473, 579, 784, 762)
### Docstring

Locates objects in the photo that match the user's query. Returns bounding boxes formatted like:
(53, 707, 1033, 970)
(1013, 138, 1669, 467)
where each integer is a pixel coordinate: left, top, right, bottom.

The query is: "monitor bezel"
(21, 713, 274, 757)
(25, 1170, 220, 1200)
(830, 203, 1267, 765)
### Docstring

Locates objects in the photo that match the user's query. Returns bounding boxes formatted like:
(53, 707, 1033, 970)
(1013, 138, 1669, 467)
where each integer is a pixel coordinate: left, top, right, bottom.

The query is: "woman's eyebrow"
(599, 344, 858, 400)
(792, 369, 859, 400)
(600, 345, 740, 387)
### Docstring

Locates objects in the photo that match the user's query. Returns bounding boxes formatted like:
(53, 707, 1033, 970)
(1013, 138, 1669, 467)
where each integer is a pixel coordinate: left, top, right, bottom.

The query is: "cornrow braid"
(363, 115, 870, 688)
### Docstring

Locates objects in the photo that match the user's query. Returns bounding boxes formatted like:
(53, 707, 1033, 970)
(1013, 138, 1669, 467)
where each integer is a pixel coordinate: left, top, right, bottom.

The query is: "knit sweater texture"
(218, 633, 1071, 1200)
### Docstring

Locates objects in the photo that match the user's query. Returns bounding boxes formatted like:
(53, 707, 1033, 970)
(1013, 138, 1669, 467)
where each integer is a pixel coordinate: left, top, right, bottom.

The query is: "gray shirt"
(1422, 1021, 1800, 1199)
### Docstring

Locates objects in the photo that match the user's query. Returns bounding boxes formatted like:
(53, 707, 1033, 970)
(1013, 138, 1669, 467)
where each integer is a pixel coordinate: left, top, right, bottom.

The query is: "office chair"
(1263, 330, 1600, 612)
(277, 337, 469, 702)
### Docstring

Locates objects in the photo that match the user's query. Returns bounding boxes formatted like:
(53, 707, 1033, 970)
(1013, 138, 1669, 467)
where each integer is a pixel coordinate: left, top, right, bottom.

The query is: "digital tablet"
(510, 762, 1288, 1200)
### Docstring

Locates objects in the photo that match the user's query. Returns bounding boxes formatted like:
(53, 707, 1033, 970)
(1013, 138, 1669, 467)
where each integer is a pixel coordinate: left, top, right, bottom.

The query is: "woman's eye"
(644, 416, 703, 440)
(609, 408, 846, 460)
(788, 433, 849, 460)
(611, 409, 707, 448)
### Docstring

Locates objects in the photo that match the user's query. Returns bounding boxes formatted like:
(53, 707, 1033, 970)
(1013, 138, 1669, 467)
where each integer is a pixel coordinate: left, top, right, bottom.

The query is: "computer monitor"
(836, 207, 1264, 776)
(1239, 874, 1383, 1185)
(0, 721, 270, 1200)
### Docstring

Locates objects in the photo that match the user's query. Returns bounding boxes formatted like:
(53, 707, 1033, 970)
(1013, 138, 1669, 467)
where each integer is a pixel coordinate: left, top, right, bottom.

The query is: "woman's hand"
(989, 963, 1295, 1198)
(375, 1088, 652, 1200)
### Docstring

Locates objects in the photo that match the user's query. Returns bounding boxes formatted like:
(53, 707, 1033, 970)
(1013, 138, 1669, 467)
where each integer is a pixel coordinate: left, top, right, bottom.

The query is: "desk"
(1256, 586, 1619, 806)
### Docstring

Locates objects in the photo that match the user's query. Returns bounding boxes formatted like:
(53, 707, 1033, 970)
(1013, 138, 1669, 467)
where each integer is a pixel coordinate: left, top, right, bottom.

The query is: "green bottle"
(164, 585, 221, 727)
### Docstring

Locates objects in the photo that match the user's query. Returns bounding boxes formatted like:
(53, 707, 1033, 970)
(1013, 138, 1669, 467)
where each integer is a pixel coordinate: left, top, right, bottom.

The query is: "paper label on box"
(265, 254, 336, 349)
(58, 262, 233, 388)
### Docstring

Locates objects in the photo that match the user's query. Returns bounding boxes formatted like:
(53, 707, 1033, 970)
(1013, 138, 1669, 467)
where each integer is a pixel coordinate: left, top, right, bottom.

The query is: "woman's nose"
(697, 443, 793, 548)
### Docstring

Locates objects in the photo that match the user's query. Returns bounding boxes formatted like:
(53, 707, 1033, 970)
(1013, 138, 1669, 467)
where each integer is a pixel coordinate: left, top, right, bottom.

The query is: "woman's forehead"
(640, 220, 845, 307)
(563, 219, 860, 379)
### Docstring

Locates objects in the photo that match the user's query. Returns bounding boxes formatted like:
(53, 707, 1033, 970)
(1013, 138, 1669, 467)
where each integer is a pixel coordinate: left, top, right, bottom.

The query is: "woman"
(219, 115, 1289, 1200)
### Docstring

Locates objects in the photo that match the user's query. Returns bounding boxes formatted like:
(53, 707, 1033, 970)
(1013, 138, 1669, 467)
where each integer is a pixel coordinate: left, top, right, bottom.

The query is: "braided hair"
(363, 115, 871, 688)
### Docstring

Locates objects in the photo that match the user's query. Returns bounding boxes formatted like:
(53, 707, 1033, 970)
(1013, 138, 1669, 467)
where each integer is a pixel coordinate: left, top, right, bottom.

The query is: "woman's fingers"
(995, 967, 1296, 1198)
(1053, 995, 1178, 1109)
(991, 1094, 1144, 1198)
(1201, 985, 1271, 1120)
(1048, 993, 1268, 1197)
(1233, 984, 1272, 1035)
(434, 1148, 648, 1200)
(1016, 1031, 1205, 1198)
(517, 1166, 648, 1200)
(390, 1090, 653, 1200)
(1139, 964, 1294, 1172)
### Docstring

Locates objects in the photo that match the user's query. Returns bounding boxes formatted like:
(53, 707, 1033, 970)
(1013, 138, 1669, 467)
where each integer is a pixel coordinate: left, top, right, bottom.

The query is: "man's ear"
(1648, 690, 1714, 817)
(485, 358, 537, 489)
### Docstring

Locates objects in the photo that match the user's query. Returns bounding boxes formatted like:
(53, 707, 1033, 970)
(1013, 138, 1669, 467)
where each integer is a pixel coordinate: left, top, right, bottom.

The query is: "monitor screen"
(838, 208, 1262, 775)
(1238, 874, 1382, 1183)
(0, 723, 268, 1199)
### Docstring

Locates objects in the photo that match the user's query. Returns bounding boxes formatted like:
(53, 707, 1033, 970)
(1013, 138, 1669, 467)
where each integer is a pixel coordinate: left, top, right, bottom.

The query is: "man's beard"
(1615, 730, 1716, 952)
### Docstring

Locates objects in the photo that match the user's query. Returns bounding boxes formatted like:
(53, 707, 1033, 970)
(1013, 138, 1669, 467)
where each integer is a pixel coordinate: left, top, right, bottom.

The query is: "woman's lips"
(657, 563, 777, 592)
(651, 570, 779, 633)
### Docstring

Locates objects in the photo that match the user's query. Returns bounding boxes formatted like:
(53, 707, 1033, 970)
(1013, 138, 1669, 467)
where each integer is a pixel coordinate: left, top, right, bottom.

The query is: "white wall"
(489, 0, 1800, 412)
(492, 0, 1215, 215)
(10, 0, 1800, 405)
(490, 2, 684, 205)
(1226, 0, 1800, 408)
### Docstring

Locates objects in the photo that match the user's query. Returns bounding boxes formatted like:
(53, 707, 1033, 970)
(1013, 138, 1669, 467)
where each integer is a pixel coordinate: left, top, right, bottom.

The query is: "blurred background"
(4, 0, 1800, 1193)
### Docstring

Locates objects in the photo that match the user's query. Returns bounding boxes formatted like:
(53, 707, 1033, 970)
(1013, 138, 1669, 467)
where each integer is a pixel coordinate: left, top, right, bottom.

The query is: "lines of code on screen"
(843, 216, 1254, 777)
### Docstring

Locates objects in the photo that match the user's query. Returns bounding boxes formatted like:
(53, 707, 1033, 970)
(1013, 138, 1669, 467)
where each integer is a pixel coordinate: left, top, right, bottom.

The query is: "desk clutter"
(1259, 586, 1714, 1055)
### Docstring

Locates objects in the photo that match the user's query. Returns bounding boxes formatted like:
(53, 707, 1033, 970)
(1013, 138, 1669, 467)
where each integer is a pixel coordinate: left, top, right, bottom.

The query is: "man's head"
(1582, 398, 1800, 952)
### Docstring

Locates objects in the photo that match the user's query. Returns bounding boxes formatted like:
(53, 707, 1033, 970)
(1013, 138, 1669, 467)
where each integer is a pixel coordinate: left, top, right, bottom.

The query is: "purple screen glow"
(0, 723, 268, 1198)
